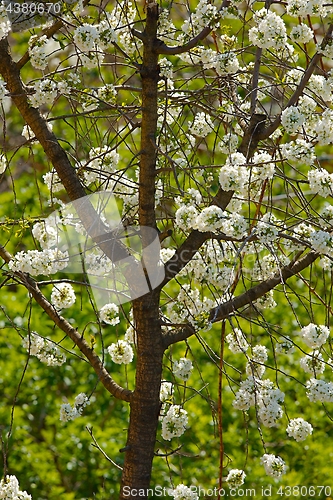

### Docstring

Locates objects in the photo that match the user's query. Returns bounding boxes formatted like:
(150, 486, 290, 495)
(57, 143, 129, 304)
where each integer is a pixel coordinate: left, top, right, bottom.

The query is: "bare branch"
(87, 426, 123, 470)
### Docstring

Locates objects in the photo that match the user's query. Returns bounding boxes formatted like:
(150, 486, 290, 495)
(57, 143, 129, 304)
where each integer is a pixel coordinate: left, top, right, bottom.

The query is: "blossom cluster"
(308, 169, 333, 197)
(300, 323, 330, 349)
(300, 351, 325, 375)
(260, 454, 286, 478)
(173, 357, 193, 381)
(233, 377, 285, 428)
(22, 332, 66, 366)
(306, 378, 333, 402)
(84, 145, 119, 184)
(29, 79, 58, 108)
(0, 152, 7, 174)
(0, 475, 31, 500)
(171, 485, 198, 500)
(249, 9, 287, 50)
(160, 381, 173, 403)
(226, 469, 246, 488)
(286, 418, 313, 442)
(166, 284, 214, 331)
(99, 303, 120, 326)
(181, 0, 219, 38)
(0, 77, 8, 105)
(60, 393, 90, 422)
(226, 328, 249, 354)
(8, 249, 69, 275)
(107, 340, 133, 364)
(0, 1, 11, 41)
(161, 404, 188, 440)
(32, 221, 58, 249)
(287, 0, 331, 17)
(51, 283, 76, 309)
(28, 34, 50, 70)
(43, 170, 64, 193)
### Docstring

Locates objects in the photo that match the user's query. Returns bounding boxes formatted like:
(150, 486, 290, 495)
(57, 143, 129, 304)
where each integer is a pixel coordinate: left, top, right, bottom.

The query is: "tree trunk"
(120, 292, 163, 499)
(120, 4, 163, 498)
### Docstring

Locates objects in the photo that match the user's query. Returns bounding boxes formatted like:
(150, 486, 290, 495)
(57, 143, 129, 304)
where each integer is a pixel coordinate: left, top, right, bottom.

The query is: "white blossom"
(51, 283, 76, 309)
(32, 221, 58, 249)
(0, 77, 8, 105)
(29, 79, 58, 108)
(28, 35, 49, 70)
(310, 230, 333, 256)
(300, 350, 325, 374)
(97, 84, 117, 104)
(281, 106, 305, 134)
(286, 418, 313, 441)
(181, 0, 219, 38)
(0, 2, 11, 41)
(251, 152, 275, 180)
(160, 381, 173, 402)
(261, 454, 286, 478)
(226, 469, 246, 488)
(233, 377, 284, 427)
(43, 171, 64, 193)
(214, 52, 239, 76)
(0, 153, 7, 174)
(60, 393, 90, 421)
(195, 206, 225, 233)
(161, 404, 188, 440)
(249, 9, 287, 50)
(246, 345, 268, 378)
(306, 378, 333, 402)
(226, 328, 249, 353)
(175, 205, 198, 232)
(308, 168, 333, 197)
(73, 24, 99, 52)
(287, 0, 327, 17)
(256, 213, 280, 243)
(219, 153, 248, 191)
(255, 291, 277, 310)
(97, 19, 117, 50)
(290, 24, 313, 44)
(315, 109, 333, 144)
(189, 112, 214, 137)
(8, 249, 69, 275)
(280, 139, 315, 164)
(108, 340, 134, 364)
(173, 358, 193, 381)
(218, 133, 239, 154)
(0, 475, 31, 500)
(171, 484, 198, 500)
(300, 323, 330, 348)
(276, 336, 294, 354)
(22, 332, 66, 366)
(99, 303, 120, 326)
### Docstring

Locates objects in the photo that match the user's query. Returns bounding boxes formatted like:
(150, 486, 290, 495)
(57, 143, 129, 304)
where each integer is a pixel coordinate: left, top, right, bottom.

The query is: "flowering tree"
(1, 0, 333, 497)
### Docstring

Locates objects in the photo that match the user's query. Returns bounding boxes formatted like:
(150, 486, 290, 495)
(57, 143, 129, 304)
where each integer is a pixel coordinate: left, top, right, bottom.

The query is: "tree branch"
(163, 250, 319, 347)
(259, 22, 333, 140)
(151, 0, 230, 55)
(160, 189, 234, 287)
(0, 244, 133, 402)
(0, 38, 133, 265)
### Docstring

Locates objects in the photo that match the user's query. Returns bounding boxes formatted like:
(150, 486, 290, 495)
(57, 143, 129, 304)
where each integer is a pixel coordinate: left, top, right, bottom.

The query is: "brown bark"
(120, 4, 164, 498)
(120, 292, 164, 498)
